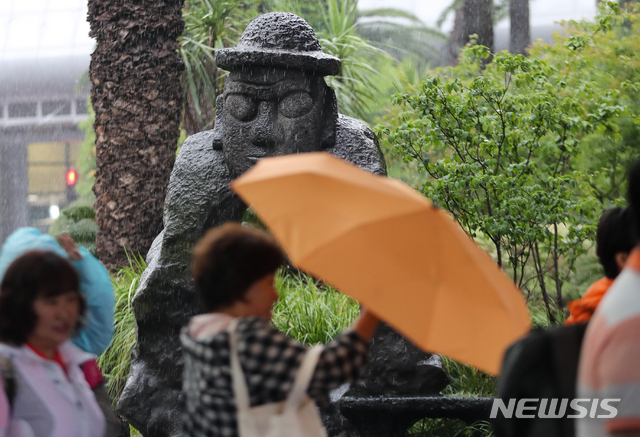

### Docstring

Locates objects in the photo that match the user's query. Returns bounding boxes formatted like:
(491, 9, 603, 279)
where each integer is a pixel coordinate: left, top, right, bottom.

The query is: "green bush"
(49, 199, 98, 256)
(61, 205, 95, 222)
(379, 2, 638, 324)
(76, 97, 97, 198)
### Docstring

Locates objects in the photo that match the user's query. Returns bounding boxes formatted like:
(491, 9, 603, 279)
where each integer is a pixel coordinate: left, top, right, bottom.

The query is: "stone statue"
(211, 12, 386, 179)
(118, 12, 446, 437)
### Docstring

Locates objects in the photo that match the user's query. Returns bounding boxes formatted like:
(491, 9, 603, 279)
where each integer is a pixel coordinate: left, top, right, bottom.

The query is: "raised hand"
(55, 233, 83, 261)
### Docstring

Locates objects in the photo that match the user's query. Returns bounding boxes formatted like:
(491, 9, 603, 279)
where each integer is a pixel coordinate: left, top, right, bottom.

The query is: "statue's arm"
(329, 114, 387, 176)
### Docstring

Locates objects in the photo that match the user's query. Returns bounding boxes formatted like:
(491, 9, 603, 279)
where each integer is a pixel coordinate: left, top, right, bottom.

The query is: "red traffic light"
(66, 169, 77, 186)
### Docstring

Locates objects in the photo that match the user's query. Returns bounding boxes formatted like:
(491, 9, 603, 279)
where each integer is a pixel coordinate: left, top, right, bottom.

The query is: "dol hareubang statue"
(118, 12, 445, 437)
(211, 12, 385, 177)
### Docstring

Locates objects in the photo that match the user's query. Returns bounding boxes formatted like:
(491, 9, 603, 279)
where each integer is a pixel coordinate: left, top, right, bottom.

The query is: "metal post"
(0, 141, 29, 243)
(65, 142, 76, 203)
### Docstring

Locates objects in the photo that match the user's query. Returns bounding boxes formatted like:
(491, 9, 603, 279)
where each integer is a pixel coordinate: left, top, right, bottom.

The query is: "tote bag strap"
(228, 318, 251, 412)
(284, 345, 323, 413)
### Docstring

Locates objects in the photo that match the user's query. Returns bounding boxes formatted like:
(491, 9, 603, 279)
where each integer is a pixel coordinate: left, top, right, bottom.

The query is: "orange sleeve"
(565, 277, 614, 325)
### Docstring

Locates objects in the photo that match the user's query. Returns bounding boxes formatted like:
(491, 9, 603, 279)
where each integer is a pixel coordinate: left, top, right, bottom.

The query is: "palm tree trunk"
(510, 0, 530, 55)
(88, 0, 185, 267)
(463, 0, 494, 52)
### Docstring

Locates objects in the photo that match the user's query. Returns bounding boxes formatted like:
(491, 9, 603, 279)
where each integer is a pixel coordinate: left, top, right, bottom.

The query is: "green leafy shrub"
(49, 199, 98, 256)
(380, 2, 637, 323)
(60, 205, 95, 222)
(530, 5, 640, 205)
(76, 97, 97, 199)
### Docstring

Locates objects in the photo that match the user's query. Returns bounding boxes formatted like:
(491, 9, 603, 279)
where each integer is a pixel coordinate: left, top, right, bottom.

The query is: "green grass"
(440, 357, 497, 398)
(98, 267, 359, 405)
(98, 254, 145, 405)
(408, 419, 494, 437)
(263, 270, 497, 437)
(272, 272, 361, 344)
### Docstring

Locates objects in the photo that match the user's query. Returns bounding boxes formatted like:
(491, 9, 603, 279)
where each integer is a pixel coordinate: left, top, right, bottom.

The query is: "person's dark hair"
(596, 207, 634, 279)
(0, 250, 85, 345)
(192, 223, 285, 311)
(628, 158, 640, 243)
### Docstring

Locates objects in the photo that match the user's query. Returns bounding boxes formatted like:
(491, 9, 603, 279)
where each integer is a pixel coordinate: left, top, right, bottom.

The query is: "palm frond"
(317, 0, 391, 121)
(357, 22, 447, 63)
(179, 0, 257, 133)
(358, 7, 424, 24)
(493, 0, 510, 24)
(355, 3, 447, 68)
(437, 0, 464, 28)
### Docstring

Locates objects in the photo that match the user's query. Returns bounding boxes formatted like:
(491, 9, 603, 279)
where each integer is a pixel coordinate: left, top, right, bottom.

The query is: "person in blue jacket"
(0, 228, 115, 356)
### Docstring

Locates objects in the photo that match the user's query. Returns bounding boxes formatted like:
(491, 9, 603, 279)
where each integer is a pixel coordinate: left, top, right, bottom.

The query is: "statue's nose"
(250, 101, 282, 150)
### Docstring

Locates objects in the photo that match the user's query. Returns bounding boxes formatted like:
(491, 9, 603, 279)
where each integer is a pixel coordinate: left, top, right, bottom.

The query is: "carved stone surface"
(347, 324, 450, 397)
(118, 12, 446, 437)
(321, 325, 450, 437)
(215, 12, 341, 76)
(118, 129, 245, 437)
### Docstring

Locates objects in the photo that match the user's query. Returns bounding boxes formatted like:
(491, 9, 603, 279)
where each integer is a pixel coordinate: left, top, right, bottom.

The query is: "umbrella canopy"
(232, 152, 530, 374)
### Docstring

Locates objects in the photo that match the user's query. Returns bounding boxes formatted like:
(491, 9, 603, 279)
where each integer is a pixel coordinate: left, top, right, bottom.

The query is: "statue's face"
(221, 67, 327, 178)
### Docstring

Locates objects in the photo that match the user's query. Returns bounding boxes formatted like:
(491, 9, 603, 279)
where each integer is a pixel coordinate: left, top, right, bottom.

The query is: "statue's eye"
(226, 94, 258, 121)
(279, 92, 313, 118)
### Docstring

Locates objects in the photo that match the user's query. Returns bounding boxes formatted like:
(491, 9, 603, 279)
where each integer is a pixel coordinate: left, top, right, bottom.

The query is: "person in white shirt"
(0, 250, 105, 437)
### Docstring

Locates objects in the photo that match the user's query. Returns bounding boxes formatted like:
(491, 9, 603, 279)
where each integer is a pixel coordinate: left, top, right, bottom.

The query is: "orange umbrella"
(231, 152, 530, 375)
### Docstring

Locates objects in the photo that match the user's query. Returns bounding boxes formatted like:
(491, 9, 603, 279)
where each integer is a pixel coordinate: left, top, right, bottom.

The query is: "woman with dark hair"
(0, 251, 105, 437)
(0, 228, 114, 356)
(182, 223, 380, 437)
(565, 207, 634, 325)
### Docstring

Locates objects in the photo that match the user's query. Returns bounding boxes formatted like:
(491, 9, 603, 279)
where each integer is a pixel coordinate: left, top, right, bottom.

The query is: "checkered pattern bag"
(181, 316, 369, 437)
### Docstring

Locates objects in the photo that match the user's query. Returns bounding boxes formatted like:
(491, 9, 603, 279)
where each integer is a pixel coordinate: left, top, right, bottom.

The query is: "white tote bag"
(228, 319, 328, 437)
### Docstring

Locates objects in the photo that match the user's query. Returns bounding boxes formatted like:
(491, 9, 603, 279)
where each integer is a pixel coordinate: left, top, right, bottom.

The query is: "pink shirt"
(577, 249, 640, 437)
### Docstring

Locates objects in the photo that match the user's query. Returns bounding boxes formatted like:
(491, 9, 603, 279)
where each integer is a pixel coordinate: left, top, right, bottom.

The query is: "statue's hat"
(215, 12, 341, 76)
